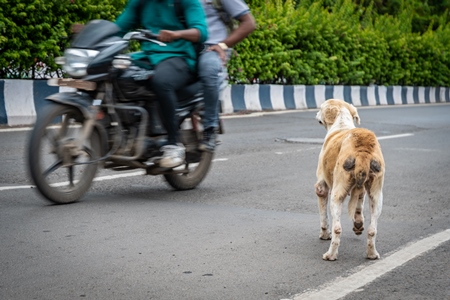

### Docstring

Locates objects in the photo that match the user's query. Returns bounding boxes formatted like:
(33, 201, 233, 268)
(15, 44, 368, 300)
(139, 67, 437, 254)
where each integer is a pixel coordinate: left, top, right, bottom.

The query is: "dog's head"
(316, 99, 360, 130)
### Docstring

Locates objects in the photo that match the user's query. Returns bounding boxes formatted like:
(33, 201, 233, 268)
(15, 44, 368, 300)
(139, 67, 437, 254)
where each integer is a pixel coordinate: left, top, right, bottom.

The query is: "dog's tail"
(355, 160, 368, 189)
(344, 154, 382, 218)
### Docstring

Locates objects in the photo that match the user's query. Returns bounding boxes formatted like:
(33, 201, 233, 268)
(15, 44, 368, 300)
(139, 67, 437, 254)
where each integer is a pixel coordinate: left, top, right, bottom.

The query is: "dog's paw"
(322, 251, 338, 261)
(366, 250, 380, 260)
(319, 231, 331, 240)
(352, 222, 364, 235)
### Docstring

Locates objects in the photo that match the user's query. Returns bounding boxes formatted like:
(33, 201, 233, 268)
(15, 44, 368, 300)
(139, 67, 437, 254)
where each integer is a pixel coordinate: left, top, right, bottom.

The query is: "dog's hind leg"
(349, 188, 365, 235)
(366, 185, 383, 259)
(323, 184, 347, 261)
(315, 180, 330, 240)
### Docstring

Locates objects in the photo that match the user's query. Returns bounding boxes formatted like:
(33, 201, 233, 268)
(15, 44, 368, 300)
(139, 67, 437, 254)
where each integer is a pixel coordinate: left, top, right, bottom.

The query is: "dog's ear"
(352, 107, 361, 125)
(347, 103, 360, 125)
(323, 105, 340, 127)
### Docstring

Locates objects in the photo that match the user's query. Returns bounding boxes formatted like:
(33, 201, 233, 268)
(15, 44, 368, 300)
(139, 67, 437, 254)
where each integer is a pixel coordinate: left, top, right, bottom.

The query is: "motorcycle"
(27, 19, 224, 204)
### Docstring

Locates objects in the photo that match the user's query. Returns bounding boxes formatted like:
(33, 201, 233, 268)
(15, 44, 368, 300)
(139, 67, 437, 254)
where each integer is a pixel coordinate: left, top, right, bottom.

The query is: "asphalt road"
(1, 104, 449, 300)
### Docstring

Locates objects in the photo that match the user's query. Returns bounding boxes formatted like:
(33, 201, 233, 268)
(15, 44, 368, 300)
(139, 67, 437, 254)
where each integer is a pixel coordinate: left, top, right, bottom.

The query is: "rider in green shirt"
(115, 0, 208, 168)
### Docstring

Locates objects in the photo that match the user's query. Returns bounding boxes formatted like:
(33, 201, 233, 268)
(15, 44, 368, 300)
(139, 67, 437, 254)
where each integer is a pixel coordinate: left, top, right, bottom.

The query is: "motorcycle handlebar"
(122, 30, 166, 46)
(139, 29, 159, 40)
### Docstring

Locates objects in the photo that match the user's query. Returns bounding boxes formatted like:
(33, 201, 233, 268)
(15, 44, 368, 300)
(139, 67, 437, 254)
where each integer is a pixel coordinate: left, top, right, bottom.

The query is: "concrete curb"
(1, 79, 449, 126)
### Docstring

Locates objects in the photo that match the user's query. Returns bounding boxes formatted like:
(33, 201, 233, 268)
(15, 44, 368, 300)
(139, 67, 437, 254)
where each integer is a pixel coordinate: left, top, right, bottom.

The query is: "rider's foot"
(158, 144, 185, 168)
(199, 127, 217, 153)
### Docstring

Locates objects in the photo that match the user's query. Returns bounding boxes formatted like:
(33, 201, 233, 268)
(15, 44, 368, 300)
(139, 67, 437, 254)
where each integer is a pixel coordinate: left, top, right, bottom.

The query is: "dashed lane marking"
(377, 133, 414, 140)
(283, 133, 414, 145)
(0, 185, 34, 191)
(0, 158, 228, 192)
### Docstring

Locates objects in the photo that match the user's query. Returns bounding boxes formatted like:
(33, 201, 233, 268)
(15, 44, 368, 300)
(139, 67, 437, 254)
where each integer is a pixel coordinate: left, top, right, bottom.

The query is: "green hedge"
(229, 0, 450, 85)
(1, 0, 449, 86)
(0, 0, 126, 78)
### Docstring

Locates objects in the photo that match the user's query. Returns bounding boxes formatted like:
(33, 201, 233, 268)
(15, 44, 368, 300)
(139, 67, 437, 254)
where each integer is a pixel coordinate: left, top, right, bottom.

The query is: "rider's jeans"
(198, 49, 222, 130)
(151, 57, 194, 145)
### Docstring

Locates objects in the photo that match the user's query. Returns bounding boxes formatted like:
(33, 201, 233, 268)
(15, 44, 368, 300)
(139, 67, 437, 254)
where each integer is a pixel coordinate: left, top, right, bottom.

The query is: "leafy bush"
(229, 0, 450, 85)
(1, 0, 449, 86)
(0, 0, 126, 79)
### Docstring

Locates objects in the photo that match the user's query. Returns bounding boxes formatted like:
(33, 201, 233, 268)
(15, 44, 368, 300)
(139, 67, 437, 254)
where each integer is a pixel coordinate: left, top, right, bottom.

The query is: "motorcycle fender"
(46, 92, 93, 118)
(46, 92, 109, 159)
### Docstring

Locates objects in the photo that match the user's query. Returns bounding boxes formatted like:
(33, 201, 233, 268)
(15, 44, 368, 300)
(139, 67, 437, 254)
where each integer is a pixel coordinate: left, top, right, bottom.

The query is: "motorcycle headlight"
(62, 48, 99, 78)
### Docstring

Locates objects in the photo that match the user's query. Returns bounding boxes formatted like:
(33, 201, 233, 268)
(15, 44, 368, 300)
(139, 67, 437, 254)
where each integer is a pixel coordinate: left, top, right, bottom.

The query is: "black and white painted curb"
(1, 79, 449, 126)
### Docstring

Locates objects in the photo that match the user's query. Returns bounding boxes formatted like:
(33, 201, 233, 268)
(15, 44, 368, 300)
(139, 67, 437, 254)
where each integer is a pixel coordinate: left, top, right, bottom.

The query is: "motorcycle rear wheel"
(28, 104, 100, 204)
(163, 151, 214, 190)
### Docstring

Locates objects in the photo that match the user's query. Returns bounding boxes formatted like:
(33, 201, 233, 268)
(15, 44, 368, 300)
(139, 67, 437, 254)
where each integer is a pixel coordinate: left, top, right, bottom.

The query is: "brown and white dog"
(315, 99, 385, 261)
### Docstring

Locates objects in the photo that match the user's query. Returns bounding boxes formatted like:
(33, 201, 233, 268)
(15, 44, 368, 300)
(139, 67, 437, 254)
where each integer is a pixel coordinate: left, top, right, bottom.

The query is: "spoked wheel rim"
(28, 104, 100, 203)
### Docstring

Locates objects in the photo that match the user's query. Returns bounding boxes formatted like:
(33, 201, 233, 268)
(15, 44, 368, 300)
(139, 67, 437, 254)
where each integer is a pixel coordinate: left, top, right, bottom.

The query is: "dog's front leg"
(323, 187, 346, 261)
(315, 180, 330, 240)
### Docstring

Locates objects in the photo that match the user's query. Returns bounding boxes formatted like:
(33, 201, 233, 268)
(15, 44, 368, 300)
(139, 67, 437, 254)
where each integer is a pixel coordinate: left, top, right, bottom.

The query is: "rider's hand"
(71, 23, 85, 34)
(158, 30, 181, 43)
(207, 44, 227, 65)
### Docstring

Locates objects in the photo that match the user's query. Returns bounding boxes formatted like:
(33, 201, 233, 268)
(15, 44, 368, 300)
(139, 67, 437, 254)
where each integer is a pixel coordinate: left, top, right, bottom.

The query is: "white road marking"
(275, 146, 320, 155)
(213, 158, 229, 162)
(285, 229, 450, 300)
(377, 133, 414, 140)
(281, 133, 414, 147)
(0, 159, 228, 192)
(0, 127, 32, 132)
(274, 134, 415, 155)
(0, 185, 34, 191)
(93, 170, 145, 181)
(395, 147, 440, 152)
(46, 170, 147, 187)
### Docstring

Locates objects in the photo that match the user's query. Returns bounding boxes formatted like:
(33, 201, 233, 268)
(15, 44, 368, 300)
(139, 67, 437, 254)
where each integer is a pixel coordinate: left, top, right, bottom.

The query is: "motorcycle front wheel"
(28, 104, 101, 204)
